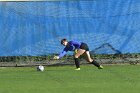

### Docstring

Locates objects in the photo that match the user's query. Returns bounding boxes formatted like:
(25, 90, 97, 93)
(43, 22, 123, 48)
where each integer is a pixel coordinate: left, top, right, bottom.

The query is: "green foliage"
(0, 53, 140, 63)
(0, 55, 53, 62)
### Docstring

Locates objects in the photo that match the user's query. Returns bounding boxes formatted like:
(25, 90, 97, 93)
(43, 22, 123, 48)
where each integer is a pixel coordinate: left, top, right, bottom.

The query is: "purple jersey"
(59, 41, 82, 58)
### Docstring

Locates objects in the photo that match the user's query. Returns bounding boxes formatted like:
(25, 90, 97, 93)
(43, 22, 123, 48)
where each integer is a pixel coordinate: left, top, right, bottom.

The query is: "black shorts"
(80, 43, 89, 51)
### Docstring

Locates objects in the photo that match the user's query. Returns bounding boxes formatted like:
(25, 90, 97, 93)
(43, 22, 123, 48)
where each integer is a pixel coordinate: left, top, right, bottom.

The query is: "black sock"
(92, 60, 100, 67)
(74, 58, 80, 68)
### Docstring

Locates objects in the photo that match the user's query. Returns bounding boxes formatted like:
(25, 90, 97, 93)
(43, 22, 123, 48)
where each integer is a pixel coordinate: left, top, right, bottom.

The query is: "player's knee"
(87, 59, 93, 63)
(74, 55, 79, 58)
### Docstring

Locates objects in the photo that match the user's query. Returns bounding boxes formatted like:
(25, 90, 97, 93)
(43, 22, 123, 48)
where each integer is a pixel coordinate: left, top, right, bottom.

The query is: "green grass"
(0, 65, 140, 93)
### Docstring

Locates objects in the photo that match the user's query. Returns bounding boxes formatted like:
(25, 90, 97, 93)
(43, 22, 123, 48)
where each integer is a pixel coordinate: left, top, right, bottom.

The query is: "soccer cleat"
(98, 65, 103, 69)
(75, 68, 80, 70)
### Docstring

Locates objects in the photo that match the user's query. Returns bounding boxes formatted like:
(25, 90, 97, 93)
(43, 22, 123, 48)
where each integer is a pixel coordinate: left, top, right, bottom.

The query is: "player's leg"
(75, 49, 86, 58)
(74, 49, 86, 70)
(84, 51, 103, 69)
(82, 51, 93, 62)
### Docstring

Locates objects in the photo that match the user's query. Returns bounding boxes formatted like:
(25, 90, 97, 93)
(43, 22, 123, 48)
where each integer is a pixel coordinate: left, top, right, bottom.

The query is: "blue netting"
(0, 0, 140, 56)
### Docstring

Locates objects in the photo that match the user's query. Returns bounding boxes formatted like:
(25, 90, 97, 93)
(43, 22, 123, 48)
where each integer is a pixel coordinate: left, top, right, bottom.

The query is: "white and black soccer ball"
(37, 65, 44, 71)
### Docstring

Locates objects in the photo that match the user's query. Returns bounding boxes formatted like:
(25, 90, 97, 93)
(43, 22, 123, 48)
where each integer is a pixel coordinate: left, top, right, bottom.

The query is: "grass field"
(0, 65, 140, 93)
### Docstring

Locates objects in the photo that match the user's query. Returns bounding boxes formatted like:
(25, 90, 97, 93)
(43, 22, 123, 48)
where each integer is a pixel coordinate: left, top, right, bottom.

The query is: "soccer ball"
(37, 65, 44, 71)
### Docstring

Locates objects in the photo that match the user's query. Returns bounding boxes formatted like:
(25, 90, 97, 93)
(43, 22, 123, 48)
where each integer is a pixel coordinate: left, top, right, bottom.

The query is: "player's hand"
(53, 56, 59, 60)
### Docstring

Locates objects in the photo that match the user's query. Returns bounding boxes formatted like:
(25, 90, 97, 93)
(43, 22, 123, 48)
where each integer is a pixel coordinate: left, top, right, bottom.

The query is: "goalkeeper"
(54, 38, 103, 70)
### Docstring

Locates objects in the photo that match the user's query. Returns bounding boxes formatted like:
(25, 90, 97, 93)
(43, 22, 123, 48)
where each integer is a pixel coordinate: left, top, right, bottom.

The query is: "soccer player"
(54, 38, 103, 70)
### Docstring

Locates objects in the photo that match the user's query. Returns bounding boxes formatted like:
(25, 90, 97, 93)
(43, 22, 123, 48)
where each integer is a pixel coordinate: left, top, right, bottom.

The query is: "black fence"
(0, 53, 140, 67)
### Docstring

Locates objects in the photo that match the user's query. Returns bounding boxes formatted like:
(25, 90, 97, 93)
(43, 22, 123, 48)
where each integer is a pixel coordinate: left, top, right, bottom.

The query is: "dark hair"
(61, 38, 67, 44)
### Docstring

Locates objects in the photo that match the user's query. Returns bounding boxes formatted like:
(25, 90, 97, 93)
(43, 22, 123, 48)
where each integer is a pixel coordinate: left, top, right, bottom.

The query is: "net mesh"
(0, 0, 140, 66)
